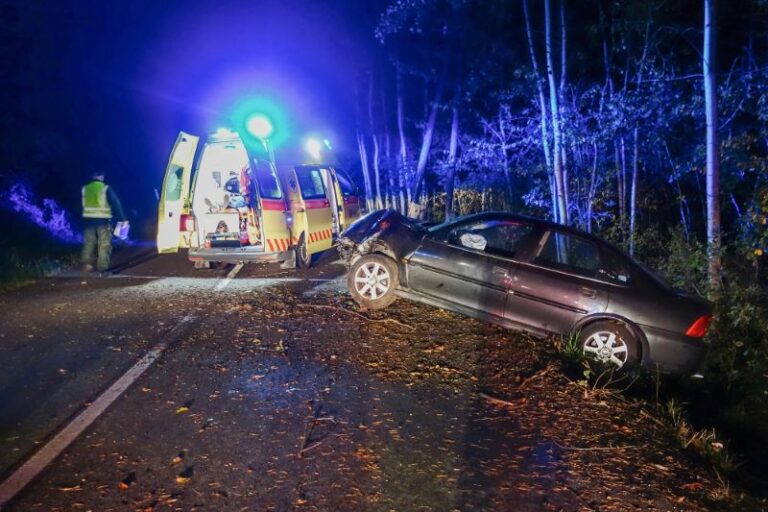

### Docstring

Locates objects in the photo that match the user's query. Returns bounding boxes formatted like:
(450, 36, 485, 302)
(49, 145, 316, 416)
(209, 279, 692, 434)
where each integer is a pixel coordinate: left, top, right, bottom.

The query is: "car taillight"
(685, 314, 712, 338)
(180, 214, 195, 232)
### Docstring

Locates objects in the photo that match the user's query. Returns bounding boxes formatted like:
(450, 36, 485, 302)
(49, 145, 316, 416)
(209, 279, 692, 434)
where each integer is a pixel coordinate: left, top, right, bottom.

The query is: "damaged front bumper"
(336, 233, 384, 267)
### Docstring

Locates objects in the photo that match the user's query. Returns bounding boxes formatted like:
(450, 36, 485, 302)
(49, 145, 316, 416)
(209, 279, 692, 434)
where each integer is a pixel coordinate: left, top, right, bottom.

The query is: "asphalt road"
(0, 246, 742, 511)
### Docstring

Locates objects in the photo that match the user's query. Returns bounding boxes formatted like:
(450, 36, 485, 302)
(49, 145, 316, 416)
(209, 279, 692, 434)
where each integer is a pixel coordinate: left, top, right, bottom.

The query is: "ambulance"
(156, 129, 362, 268)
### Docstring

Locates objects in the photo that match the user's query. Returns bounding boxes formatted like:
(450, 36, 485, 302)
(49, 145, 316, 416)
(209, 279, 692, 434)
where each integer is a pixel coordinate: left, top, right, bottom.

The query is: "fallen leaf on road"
(176, 466, 194, 484)
(54, 484, 82, 492)
(176, 406, 189, 414)
(681, 482, 705, 492)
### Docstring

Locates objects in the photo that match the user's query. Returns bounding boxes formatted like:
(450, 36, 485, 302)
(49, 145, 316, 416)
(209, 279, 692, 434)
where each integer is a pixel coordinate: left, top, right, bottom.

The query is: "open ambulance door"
(334, 168, 362, 228)
(289, 166, 334, 257)
(252, 159, 291, 255)
(157, 132, 199, 253)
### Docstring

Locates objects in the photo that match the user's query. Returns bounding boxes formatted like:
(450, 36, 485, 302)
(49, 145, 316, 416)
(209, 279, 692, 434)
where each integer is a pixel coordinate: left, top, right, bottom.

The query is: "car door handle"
(580, 287, 597, 298)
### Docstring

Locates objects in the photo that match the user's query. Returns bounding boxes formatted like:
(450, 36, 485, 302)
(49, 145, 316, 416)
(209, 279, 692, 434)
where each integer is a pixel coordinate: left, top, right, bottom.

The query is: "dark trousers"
(81, 221, 112, 271)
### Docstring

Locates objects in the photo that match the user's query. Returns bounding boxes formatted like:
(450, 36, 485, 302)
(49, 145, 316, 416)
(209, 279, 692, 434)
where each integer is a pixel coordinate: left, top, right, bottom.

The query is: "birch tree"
(544, 0, 568, 224)
(703, 0, 722, 292)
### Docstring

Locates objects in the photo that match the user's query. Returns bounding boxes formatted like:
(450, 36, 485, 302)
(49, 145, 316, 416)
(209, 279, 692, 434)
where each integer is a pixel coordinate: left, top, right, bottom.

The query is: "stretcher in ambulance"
(156, 130, 362, 268)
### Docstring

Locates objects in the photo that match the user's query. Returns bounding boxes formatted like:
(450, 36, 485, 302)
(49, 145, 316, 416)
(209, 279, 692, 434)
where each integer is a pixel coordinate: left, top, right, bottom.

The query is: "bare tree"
(703, 0, 721, 292)
(409, 77, 444, 217)
(445, 102, 460, 220)
(522, 0, 556, 221)
(544, 0, 567, 224)
(396, 69, 409, 213)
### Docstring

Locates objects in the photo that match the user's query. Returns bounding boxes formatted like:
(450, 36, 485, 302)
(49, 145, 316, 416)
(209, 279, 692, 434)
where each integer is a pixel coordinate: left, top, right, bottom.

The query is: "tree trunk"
(410, 77, 444, 216)
(619, 137, 627, 231)
(523, 0, 557, 222)
(544, 0, 567, 224)
(356, 130, 373, 211)
(630, 128, 639, 255)
(587, 142, 598, 233)
(445, 104, 459, 220)
(629, 17, 651, 256)
(559, 0, 570, 223)
(368, 74, 383, 209)
(703, 0, 721, 293)
(396, 70, 408, 215)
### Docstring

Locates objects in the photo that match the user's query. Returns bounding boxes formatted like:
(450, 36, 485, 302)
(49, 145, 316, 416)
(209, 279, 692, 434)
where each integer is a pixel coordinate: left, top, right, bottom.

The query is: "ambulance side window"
(165, 165, 183, 201)
(336, 170, 356, 197)
(253, 161, 283, 199)
(296, 168, 326, 200)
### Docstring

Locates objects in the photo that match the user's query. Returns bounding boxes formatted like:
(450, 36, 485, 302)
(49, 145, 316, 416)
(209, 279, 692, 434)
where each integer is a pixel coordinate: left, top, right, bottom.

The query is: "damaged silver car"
(337, 210, 711, 375)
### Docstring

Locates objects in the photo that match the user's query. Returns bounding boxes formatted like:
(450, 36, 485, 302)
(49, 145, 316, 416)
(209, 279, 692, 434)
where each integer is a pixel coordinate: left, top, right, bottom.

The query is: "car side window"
(597, 250, 633, 285)
(448, 220, 534, 260)
(535, 231, 600, 278)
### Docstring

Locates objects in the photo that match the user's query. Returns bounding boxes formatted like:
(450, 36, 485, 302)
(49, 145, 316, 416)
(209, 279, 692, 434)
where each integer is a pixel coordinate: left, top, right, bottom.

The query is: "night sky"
(2, 0, 383, 223)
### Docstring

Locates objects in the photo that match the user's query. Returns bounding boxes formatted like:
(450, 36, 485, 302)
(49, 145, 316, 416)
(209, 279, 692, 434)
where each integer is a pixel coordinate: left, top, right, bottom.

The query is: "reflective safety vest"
(82, 181, 112, 219)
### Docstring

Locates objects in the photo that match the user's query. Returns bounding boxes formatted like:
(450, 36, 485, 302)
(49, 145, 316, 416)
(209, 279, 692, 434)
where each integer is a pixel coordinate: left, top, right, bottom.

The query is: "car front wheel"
(579, 322, 640, 370)
(348, 254, 399, 309)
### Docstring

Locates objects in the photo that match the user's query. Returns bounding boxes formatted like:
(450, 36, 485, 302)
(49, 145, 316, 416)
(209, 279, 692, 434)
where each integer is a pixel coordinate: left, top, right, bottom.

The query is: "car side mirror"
(460, 232, 487, 251)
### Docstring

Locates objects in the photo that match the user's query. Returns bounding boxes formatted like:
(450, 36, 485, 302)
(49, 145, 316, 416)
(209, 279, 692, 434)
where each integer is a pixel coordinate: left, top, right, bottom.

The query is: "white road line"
(214, 262, 245, 291)
(0, 263, 245, 509)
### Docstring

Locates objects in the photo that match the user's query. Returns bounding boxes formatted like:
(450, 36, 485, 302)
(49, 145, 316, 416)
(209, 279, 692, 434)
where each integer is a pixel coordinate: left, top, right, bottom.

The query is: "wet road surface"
(0, 248, 738, 510)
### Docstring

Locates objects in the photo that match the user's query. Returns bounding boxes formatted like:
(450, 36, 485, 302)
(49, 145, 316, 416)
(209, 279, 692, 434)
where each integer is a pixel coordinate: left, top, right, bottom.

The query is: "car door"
(505, 230, 610, 334)
(252, 159, 291, 253)
(293, 165, 334, 254)
(157, 131, 199, 253)
(334, 168, 362, 228)
(406, 219, 538, 322)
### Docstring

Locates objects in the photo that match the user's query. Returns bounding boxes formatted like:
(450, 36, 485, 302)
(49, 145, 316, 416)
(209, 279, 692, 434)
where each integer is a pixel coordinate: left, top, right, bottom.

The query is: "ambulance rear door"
(293, 165, 334, 254)
(335, 168, 362, 227)
(157, 132, 199, 253)
(253, 160, 291, 254)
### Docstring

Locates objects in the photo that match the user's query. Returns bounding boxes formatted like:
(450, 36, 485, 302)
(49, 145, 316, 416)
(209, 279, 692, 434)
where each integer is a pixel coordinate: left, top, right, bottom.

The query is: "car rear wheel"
(296, 234, 311, 269)
(579, 322, 640, 370)
(348, 254, 399, 309)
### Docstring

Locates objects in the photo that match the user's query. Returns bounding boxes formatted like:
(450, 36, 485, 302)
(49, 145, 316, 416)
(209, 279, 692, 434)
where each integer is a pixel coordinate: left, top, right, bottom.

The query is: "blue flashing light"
(246, 114, 274, 139)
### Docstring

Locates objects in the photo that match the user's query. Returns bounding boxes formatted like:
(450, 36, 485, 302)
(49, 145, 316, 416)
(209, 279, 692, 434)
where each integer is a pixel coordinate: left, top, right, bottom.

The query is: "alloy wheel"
(353, 261, 391, 301)
(582, 330, 629, 368)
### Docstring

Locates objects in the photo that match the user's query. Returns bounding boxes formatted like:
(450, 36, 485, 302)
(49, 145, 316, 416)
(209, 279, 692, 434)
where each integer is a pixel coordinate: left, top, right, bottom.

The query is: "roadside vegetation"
(0, 208, 78, 291)
(549, 219, 768, 494)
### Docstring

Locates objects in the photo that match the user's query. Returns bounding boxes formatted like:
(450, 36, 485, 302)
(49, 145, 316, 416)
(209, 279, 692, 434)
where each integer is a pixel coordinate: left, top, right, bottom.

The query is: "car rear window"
(535, 231, 600, 277)
(597, 250, 634, 285)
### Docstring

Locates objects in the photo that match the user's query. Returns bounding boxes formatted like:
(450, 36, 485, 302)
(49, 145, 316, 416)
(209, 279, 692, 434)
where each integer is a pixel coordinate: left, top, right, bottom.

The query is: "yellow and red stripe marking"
(307, 229, 333, 243)
(266, 238, 291, 252)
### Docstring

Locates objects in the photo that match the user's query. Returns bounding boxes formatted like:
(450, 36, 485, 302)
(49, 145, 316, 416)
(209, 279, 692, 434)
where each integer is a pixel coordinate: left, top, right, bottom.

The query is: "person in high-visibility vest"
(81, 171, 128, 275)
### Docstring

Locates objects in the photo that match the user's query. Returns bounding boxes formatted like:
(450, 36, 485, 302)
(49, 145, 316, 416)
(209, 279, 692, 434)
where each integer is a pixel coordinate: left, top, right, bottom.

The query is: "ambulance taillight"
(180, 214, 195, 232)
